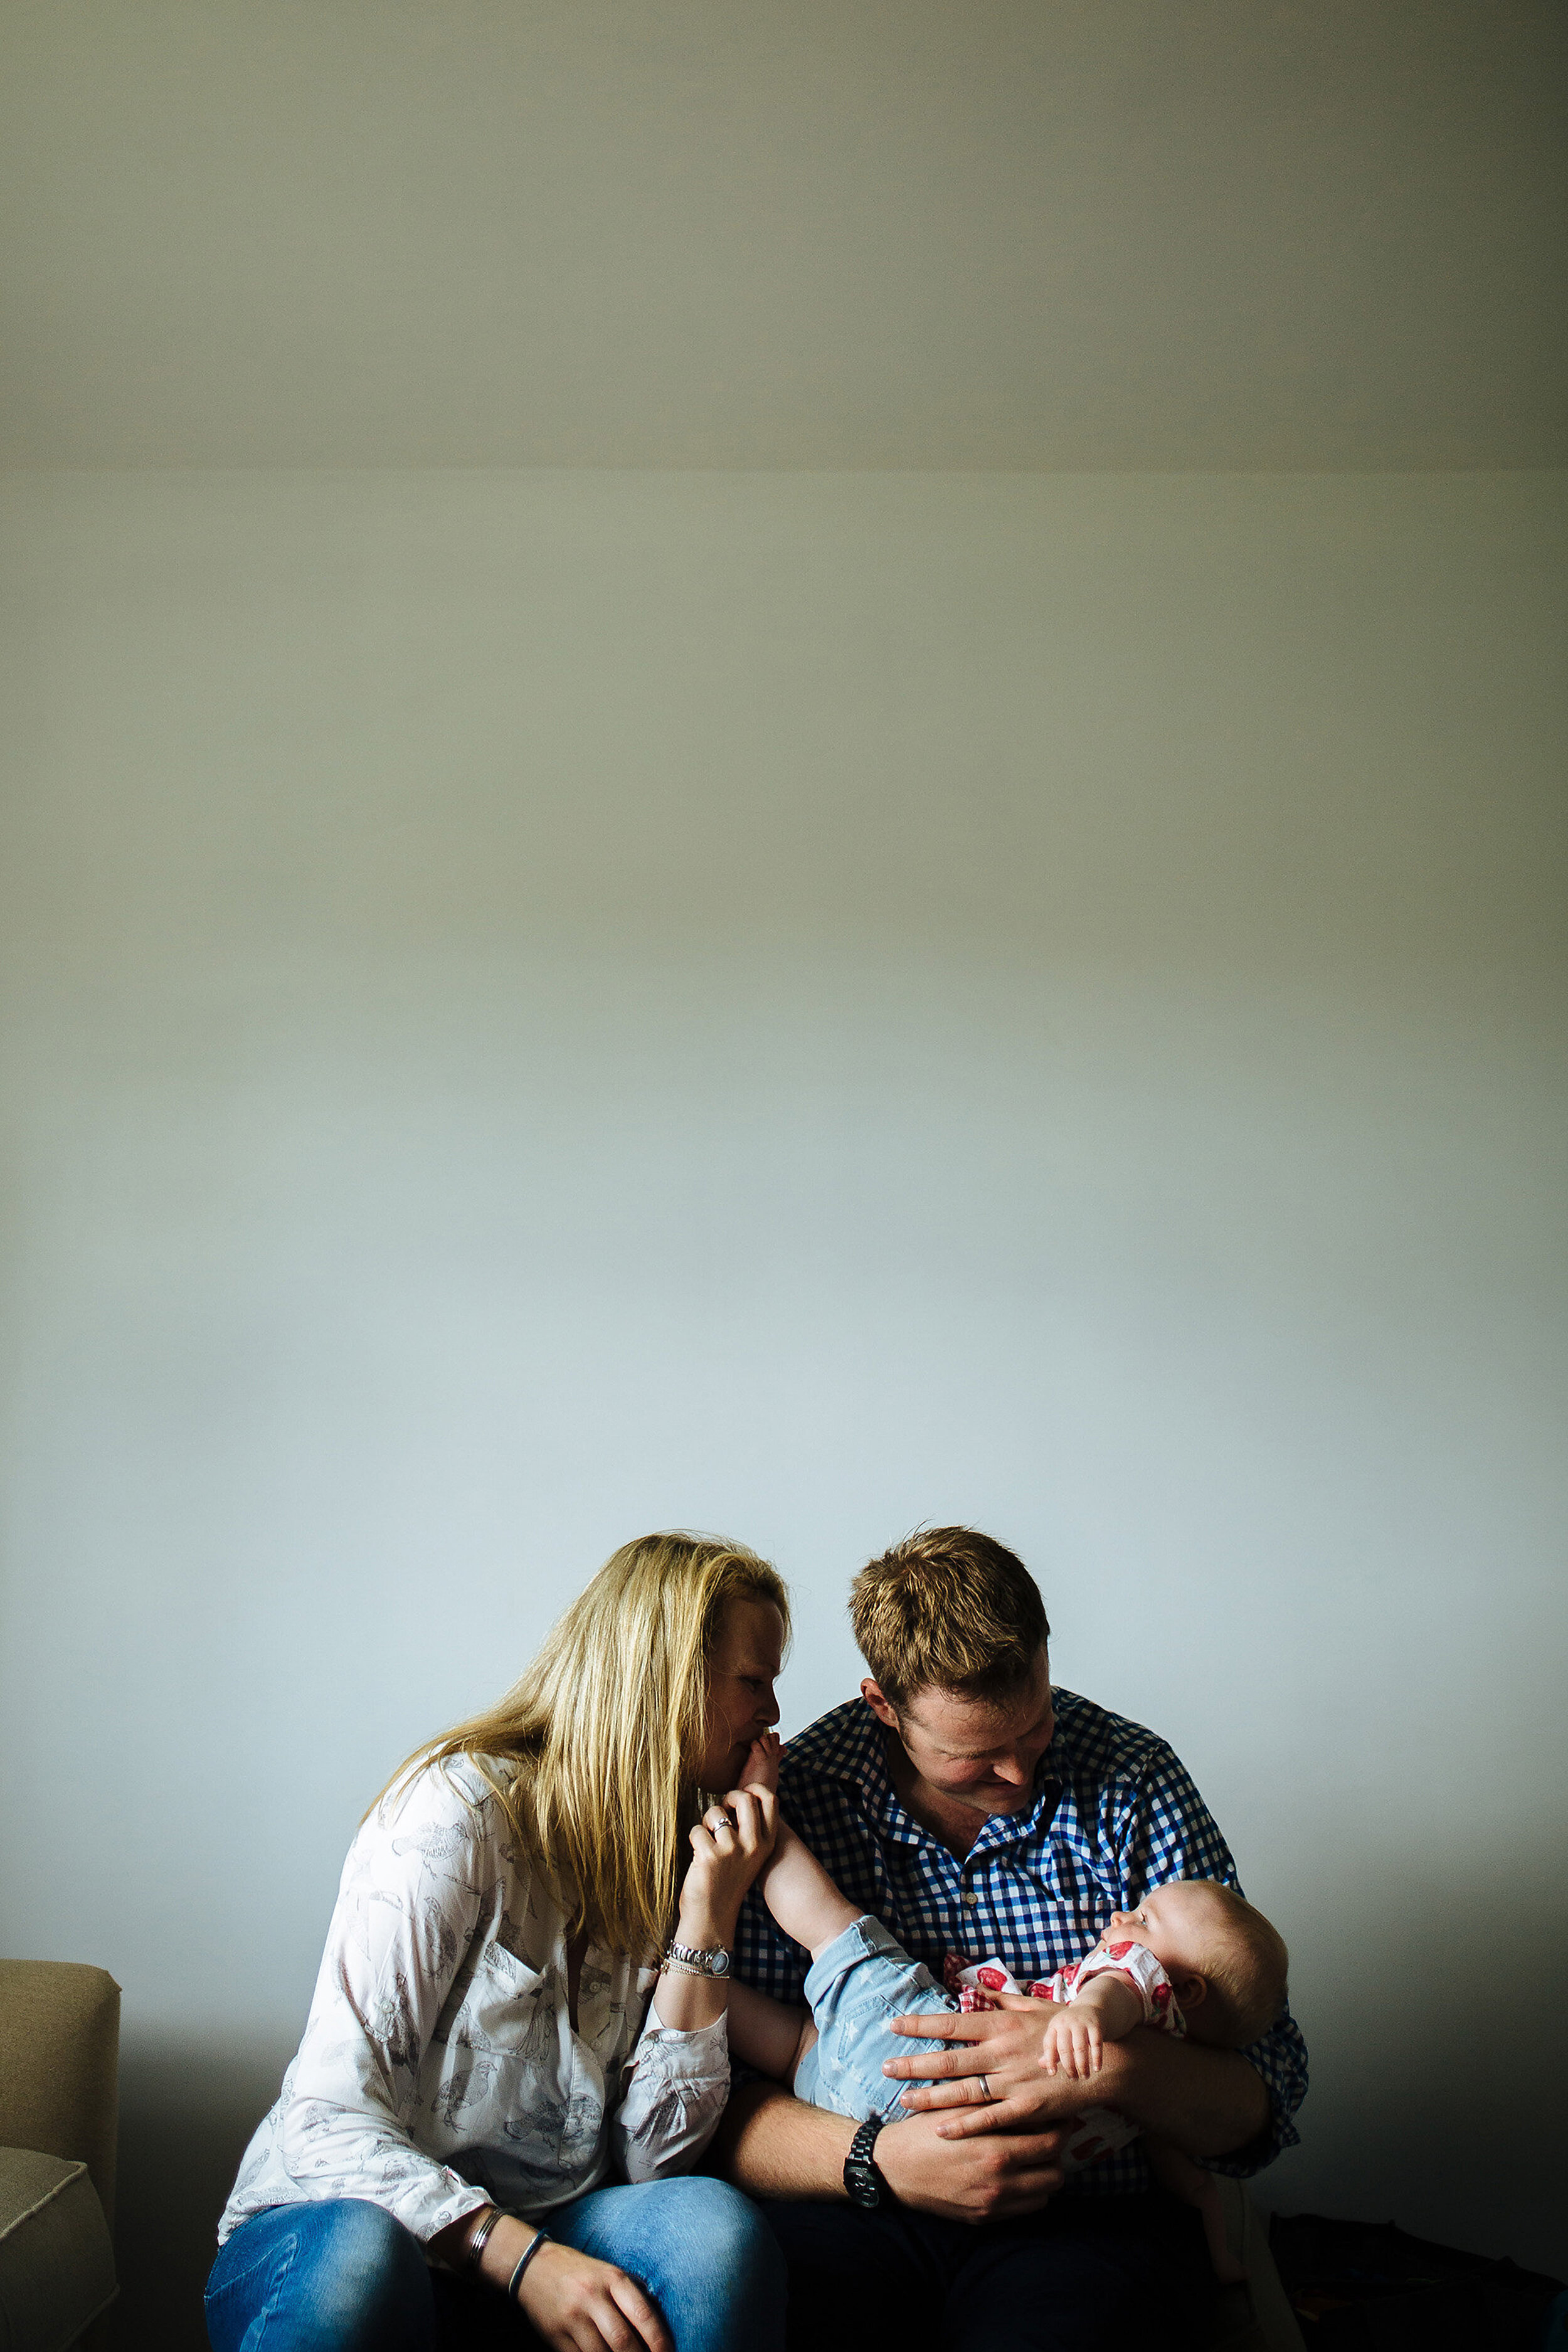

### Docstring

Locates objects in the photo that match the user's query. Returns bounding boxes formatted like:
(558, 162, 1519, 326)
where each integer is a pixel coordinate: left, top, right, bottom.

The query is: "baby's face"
(1098, 1883, 1216, 1979)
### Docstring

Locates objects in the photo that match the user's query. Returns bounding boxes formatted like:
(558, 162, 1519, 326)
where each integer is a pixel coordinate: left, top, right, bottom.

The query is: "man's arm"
(885, 1997, 1270, 2163)
(711, 2078, 1069, 2223)
(1086, 2028, 1270, 2159)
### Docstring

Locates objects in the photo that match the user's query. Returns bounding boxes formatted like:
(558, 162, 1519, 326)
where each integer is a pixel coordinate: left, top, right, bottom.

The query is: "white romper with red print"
(946, 1937, 1185, 2173)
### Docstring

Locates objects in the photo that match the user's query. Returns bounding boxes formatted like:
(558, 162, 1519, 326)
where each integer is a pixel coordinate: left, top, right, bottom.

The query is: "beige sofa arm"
(0, 1963, 121, 2233)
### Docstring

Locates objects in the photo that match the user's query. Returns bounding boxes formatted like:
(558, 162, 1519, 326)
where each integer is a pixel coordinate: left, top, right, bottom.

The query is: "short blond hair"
(1175, 1880, 1290, 2046)
(850, 1527, 1049, 1707)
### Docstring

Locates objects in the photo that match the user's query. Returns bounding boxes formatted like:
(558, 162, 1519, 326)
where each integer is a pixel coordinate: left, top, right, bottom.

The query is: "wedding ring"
(977, 2072, 993, 2102)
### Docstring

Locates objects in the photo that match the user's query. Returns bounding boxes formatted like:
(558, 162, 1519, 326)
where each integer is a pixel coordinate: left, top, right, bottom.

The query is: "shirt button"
(961, 1892, 978, 1907)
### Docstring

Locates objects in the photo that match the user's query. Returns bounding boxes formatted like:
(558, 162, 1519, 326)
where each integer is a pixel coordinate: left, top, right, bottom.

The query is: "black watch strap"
(843, 2114, 893, 2210)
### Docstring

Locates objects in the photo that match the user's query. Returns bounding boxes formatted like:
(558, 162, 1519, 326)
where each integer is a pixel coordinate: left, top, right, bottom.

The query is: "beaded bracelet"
(507, 2227, 551, 2302)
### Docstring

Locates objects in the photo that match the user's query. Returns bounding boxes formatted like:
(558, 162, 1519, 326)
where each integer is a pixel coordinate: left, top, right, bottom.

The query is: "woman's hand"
(653, 1788, 777, 2031)
(516, 2239, 673, 2352)
(448, 2213, 674, 2352)
(677, 1787, 778, 1950)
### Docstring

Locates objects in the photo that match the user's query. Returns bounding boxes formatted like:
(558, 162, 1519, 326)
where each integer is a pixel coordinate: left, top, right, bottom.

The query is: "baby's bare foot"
(742, 1731, 782, 1794)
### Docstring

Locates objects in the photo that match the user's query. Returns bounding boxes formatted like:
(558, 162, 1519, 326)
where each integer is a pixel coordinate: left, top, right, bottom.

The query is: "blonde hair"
(1172, 1880, 1290, 2046)
(851, 1527, 1049, 1707)
(374, 1532, 789, 1959)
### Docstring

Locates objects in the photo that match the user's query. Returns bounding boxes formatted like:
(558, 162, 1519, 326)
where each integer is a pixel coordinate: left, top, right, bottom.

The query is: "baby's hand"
(741, 1730, 782, 1795)
(1041, 2005, 1103, 2080)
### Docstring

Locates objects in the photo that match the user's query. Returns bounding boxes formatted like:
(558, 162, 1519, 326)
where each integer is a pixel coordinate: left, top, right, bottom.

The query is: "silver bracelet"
(508, 2227, 551, 2301)
(660, 1956, 716, 1978)
(466, 2206, 501, 2271)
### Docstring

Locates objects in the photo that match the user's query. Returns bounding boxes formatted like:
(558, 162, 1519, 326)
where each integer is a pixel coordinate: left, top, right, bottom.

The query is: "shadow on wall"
(114, 2040, 293, 2352)
(1263, 1853, 1568, 2280)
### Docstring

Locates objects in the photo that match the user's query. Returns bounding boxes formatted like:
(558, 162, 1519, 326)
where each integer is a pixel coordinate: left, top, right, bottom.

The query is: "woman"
(204, 1533, 790, 2352)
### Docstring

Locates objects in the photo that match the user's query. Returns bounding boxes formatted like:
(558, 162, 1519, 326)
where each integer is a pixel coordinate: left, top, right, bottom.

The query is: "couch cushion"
(0, 2148, 117, 2352)
(0, 1964, 121, 2232)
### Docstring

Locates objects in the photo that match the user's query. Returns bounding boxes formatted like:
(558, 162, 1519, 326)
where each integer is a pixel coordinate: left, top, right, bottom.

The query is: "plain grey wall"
(6, 0, 1564, 470)
(1, 469, 1565, 2341)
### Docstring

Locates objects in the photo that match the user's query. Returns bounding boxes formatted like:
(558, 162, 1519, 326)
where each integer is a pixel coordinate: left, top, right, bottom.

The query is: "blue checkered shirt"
(734, 1688, 1308, 2195)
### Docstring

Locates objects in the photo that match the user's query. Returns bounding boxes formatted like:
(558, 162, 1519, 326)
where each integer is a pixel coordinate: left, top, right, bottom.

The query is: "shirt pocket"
(1027, 1848, 1111, 1969)
(435, 1942, 562, 2099)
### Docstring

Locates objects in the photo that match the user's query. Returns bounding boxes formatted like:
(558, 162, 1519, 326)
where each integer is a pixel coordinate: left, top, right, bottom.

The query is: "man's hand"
(517, 2240, 673, 2352)
(886, 1993, 1274, 2162)
(711, 2077, 1064, 2225)
(872, 2106, 1067, 2222)
(884, 1991, 1078, 2137)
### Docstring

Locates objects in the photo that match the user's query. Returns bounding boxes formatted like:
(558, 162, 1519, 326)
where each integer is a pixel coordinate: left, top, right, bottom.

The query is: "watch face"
(710, 1950, 731, 1977)
(843, 2161, 881, 2210)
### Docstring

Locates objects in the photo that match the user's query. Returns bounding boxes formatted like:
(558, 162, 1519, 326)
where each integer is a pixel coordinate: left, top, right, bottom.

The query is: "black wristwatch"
(843, 2115, 893, 2210)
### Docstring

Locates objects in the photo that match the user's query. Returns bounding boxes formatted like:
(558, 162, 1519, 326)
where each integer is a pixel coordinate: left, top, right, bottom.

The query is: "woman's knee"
(657, 2176, 788, 2299)
(314, 2200, 430, 2333)
(207, 2199, 432, 2352)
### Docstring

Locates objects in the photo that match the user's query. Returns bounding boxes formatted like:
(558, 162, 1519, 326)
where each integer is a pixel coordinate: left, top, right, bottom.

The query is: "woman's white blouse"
(218, 1756, 730, 2248)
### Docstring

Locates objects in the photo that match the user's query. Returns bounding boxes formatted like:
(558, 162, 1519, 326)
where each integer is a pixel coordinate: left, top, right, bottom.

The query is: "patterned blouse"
(218, 1755, 729, 2249)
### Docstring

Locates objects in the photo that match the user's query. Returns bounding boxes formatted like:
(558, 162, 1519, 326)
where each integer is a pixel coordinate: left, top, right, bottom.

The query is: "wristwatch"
(662, 1940, 731, 1978)
(843, 2115, 893, 2210)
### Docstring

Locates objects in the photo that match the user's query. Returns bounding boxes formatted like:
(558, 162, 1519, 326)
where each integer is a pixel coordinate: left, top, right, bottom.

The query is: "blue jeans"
(204, 2178, 787, 2352)
(793, 1915, 956, 2123)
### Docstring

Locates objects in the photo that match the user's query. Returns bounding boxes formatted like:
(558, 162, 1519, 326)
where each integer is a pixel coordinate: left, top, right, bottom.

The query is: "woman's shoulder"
(360, 1749, 531, 1876)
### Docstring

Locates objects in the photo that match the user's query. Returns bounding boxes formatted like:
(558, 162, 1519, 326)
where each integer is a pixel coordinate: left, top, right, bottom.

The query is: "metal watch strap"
(663, 1940, 731, 1978)
(844, 2114, 891, 2209)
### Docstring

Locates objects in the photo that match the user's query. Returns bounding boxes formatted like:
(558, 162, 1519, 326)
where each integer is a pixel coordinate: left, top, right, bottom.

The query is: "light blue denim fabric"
(204, 2177, 786, 2352)
(793, 1914, 959, 2124)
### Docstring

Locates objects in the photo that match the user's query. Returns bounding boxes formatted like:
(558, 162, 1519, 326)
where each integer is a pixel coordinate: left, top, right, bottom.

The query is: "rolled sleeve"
(1207, 2005, 1310, 2178)
(612, 2008, 731, 2182)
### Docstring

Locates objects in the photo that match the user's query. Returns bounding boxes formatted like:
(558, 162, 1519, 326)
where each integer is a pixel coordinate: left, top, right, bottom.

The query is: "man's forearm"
(1094, 2029, 1270, 2161)
(712, 2078, 1071, 2225)
(711, 2078, 856, 2199)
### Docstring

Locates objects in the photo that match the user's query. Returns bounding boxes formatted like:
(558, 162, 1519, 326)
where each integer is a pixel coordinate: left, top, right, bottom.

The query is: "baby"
(726, 1737, 1288, 2283)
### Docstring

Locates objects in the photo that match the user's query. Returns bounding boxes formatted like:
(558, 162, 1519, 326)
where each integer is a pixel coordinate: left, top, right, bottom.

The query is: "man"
(718, 1528, 1308, 2349)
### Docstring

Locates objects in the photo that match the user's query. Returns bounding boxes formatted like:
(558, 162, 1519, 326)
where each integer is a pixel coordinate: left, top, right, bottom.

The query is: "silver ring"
(977, 2072, 992, 2102)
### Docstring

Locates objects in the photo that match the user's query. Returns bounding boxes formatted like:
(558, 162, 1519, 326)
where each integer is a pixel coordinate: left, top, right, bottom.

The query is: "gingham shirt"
(734, 1689, 1307, 2194)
